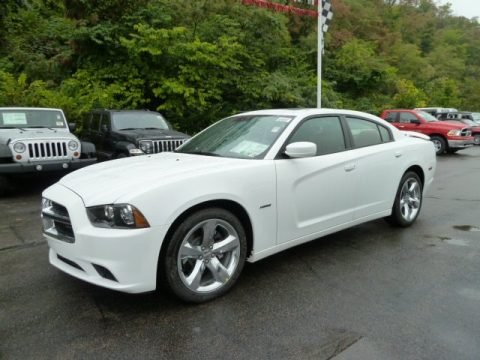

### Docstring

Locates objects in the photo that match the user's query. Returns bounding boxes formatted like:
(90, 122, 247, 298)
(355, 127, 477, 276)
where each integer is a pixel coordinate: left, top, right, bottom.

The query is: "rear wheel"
(386, 171, 423, 227)
(430, 136, 446, 155)
(162, 208, 247, 303)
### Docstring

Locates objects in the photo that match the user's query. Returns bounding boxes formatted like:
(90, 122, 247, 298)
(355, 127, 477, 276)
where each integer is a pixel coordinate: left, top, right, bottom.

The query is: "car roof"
(92, 109, 161, 113)
(0, 107, 63, 111)
(238, 108, 382, 120)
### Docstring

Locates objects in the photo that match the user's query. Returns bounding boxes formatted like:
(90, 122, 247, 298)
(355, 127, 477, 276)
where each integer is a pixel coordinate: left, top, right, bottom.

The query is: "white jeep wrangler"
(0, 107, 96, 194)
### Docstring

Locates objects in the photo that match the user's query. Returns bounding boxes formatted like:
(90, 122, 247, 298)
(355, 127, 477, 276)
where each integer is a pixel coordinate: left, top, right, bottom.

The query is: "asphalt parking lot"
(1, 147, 480, 360)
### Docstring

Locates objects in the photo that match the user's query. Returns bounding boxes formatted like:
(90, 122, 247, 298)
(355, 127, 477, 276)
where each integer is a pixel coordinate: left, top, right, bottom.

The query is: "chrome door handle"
(344, 164, 356, 172)
(395, 152, 402, 158)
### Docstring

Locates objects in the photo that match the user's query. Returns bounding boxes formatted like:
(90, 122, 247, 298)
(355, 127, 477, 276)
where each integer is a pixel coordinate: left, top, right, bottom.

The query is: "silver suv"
(0, 107, 96, 193)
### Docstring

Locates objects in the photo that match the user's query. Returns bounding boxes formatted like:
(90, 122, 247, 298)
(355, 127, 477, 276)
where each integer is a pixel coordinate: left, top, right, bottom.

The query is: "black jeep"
(80, 110, 190, 160)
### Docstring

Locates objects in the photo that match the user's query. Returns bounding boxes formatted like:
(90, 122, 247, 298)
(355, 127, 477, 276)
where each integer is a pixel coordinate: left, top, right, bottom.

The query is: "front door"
(275, 116, 357, 244)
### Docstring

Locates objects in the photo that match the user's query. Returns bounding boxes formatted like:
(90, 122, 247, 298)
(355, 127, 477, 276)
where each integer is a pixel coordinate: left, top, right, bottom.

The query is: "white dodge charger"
(42, 109, 436, 302)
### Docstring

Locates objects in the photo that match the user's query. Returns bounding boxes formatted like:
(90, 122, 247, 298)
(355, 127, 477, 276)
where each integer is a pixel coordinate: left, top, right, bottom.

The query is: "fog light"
(15, 154, 22, 160)
(36, 165, 43, 171)
(62, 163, 69, 169)
(73, 151, 79, 157)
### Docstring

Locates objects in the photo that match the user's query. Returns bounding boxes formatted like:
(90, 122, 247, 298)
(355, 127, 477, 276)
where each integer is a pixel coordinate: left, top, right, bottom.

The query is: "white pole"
(317, 0, 323, 108)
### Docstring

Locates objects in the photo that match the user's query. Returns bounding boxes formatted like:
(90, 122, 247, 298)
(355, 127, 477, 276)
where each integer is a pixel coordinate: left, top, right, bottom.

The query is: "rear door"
(344, 116, 404, 219)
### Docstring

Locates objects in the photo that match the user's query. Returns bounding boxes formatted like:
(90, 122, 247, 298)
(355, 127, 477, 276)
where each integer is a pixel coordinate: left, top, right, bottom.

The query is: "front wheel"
(474, 134, 480, 145)
(162, 208, 247, 303)
(430, 136, 446, 155)
(385, 171, 423, 227)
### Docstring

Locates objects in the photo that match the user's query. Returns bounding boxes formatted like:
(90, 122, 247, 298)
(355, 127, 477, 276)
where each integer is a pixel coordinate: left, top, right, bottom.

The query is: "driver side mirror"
(284, 142, 317, 158)
(101, 124, 109, 133)
(68, 122, 76, 132)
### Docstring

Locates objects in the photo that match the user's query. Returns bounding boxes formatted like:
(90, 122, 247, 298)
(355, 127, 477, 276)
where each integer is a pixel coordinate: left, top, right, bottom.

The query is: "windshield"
(417, 111, 438, 122)
(112, 112, 169, 130)
(177, 115, 293, 159)
(0, 109, 66, 129)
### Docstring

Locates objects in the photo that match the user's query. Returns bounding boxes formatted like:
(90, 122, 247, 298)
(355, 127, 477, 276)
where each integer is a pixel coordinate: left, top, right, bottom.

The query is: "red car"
(380, 109, 474, 155)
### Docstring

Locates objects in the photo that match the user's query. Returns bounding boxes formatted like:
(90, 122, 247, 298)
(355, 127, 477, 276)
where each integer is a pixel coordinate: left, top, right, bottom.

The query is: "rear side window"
(346, 117, 383, 148)
(378, 125, 392, 142)
(384, 112, 397, 123)
(288, 116, 346, 156)
(91, 113, 101, 131)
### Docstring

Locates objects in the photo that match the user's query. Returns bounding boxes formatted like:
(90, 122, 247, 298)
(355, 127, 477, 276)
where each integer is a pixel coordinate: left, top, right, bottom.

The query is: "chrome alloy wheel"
(177, 219, 240, 293)
(399, 178, 421, 222)
(432, 139, 442, 153)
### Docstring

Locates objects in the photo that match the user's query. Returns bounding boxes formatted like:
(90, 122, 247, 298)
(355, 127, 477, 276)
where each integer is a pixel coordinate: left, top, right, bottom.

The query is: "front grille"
(42, 201, 75, 243)
(461, 128, 472, 137)
(28, 141, 69, 160)
(152, 139, 186, 153)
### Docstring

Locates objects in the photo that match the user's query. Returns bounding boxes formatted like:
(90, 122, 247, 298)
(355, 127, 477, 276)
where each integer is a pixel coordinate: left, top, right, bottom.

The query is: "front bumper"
(0, 158, 96, 175)
(447, 138, 475, 149)
(42, 183, 167, 293)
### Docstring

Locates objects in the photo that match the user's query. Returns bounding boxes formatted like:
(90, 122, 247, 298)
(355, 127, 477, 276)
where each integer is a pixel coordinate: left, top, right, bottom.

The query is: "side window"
(378, 125, 392, 142)
(100, 113, 111, 132)
(384, 112, 397, 123)
(346, 117, 382, 148)
(91, 113, 101, 132)
(288, 116, 346, 156)
(399, 112, 419, 124)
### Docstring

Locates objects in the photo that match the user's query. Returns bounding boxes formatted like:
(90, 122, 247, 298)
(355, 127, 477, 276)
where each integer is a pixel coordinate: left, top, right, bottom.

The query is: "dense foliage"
(0, 0, 479, 133)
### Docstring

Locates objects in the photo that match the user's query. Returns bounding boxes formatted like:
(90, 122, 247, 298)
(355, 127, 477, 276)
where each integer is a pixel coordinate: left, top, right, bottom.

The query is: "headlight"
(13, 142, 26, 153)
(68, 140, 79, 151)
(139, 140, 153, 154)
(86, 204, 150, 229)
(447, 130, 461, 136)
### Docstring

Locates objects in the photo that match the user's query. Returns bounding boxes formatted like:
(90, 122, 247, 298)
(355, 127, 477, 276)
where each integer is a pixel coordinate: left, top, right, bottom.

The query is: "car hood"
(0, 128, 75, 145)
(114, 129, 189, 141)
(431, 121, 468, 130)
(59, 152, 248, 206)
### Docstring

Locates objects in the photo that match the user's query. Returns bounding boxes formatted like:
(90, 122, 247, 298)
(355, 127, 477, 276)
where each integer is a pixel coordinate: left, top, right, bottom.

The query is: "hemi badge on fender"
(428, 166, 433, 171)
(260, 204, 271, 209)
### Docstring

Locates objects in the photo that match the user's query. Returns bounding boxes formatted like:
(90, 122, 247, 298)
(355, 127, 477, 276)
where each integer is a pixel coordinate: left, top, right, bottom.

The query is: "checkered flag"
(321, 0, 333, 34)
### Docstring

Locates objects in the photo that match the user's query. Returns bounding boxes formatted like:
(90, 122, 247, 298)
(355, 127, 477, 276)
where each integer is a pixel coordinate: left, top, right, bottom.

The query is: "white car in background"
(42, 109, 436, 302)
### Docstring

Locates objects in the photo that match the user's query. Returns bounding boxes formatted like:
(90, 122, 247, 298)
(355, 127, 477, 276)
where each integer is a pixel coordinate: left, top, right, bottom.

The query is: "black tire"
(474, 134, 480, 146)
(161, 207, 247, 303)
(447, 149, 459, 154)
(115, 152, 127, 159)
(385, 171, 423, 227)
(430, 136, 446, 155)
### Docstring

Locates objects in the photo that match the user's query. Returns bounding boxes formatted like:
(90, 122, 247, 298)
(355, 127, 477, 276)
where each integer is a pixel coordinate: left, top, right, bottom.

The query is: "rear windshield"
(0, 109, 66, 129)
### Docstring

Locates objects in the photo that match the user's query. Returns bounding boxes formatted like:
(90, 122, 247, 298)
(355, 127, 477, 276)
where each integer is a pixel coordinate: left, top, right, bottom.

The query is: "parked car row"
(0, 107, 189, 193)
(380, 108, 479, 155)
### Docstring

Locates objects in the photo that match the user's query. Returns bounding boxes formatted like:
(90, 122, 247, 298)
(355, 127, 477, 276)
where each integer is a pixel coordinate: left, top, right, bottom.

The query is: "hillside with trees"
(1, 0, 479, 133)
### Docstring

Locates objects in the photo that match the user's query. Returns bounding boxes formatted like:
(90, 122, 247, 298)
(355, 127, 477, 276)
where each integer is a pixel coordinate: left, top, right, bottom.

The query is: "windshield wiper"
(142, 127, 166, 130)
(118, 127, 141, 131)
(1, 126, 27, 131)
(180, 151, 221, 157)
(27, 126, 57, 130)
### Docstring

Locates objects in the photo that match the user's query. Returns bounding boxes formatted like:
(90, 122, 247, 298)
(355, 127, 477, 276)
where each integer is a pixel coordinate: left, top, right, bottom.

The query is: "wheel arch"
(157, 199, 254, 275)
(404, 164, 425, 187)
